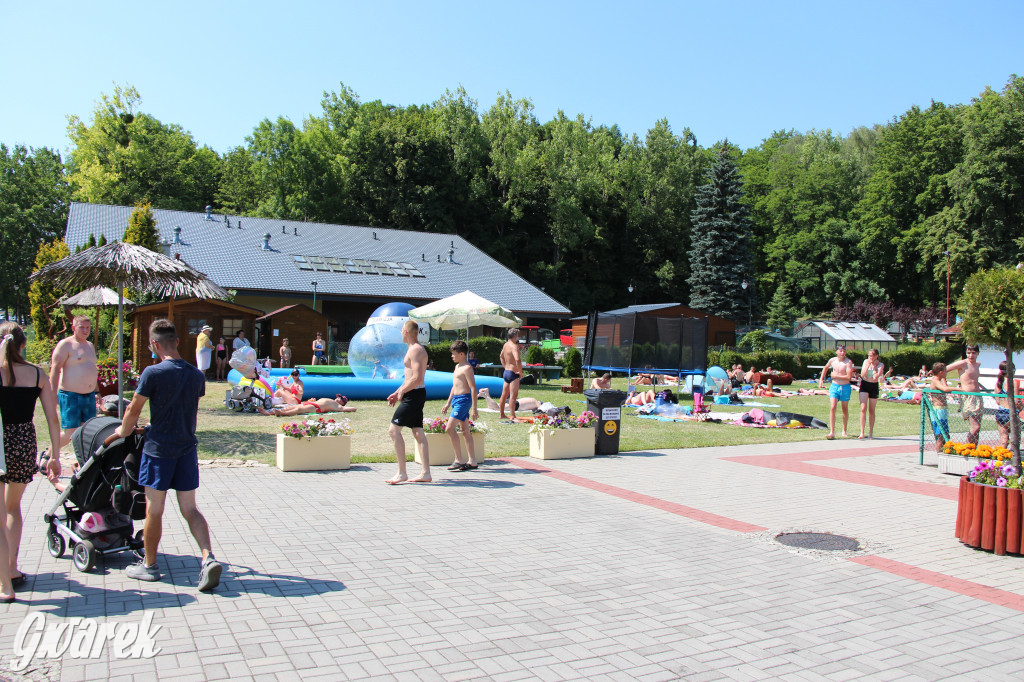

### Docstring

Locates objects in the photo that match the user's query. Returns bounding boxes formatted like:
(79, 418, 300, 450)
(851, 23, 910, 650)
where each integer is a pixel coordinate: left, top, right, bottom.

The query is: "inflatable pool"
(227, 368, 507, 401)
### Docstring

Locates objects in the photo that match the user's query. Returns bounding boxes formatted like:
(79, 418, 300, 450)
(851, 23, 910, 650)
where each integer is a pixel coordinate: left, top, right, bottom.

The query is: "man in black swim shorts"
(498, 328, 522, 421)
(385, 320, 431, 484)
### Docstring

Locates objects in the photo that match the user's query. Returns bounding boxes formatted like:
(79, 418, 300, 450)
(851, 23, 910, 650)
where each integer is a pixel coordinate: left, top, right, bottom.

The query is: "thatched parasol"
(31, 242, 229, 414)
(60, 286, 136, 349)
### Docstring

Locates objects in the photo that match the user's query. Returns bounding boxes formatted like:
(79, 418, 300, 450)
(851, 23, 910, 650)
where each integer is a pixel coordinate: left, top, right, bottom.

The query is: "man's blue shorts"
(450, 393, 472, 421)
(503, 370, 520, 384)
(829, 383, 852, 402)
(58, 390, 96, 429)
(139, 452, 200, 492)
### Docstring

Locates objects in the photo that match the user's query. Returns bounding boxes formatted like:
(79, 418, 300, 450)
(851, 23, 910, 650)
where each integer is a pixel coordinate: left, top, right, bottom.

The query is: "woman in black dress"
(0, 323, 61, 601)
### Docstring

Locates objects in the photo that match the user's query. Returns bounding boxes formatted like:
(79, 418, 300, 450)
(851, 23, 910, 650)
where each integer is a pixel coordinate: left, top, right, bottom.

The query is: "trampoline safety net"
(582, 312, 708, 376)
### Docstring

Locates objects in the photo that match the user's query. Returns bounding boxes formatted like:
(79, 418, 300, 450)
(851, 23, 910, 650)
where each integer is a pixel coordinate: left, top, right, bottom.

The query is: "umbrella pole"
(117, 289, 124, 418)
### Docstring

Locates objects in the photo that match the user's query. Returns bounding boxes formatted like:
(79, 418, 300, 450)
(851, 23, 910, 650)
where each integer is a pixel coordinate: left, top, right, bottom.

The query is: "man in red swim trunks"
(258, 395, 356, 416)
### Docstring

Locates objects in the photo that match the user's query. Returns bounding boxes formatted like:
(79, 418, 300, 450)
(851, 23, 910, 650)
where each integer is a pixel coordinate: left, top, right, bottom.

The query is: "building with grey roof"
(65, 202, 570, 339)
(794, 320, 897, 352)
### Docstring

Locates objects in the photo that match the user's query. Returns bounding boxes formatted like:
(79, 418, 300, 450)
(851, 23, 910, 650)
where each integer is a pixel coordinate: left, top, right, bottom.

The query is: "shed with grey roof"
(65, 202, 570, 340)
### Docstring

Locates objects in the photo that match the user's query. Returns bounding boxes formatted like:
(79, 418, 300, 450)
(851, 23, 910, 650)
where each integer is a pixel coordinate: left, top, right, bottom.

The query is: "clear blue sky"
(2, 0, 1021, 155)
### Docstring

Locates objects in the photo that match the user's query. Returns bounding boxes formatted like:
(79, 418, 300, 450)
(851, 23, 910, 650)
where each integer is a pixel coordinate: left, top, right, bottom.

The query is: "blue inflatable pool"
(227, 368, 507, 401)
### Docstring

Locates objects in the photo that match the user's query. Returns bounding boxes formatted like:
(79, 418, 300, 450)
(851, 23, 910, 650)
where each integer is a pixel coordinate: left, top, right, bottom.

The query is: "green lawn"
(38, 377, 925, 465)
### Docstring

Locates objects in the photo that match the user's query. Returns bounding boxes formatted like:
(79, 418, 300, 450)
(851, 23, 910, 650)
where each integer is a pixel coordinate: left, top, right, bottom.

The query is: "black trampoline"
(582, 311, 708, 379)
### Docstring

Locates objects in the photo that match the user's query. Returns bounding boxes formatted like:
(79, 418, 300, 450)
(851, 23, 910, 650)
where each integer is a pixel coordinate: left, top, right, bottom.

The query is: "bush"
(540, 347, 556, 365)
(425, 343, 456, 372)
(561, 347, 583, 377)
(27, 335, 56, 366)
(524, 344, 544, 364)
(738, 329, 770, 352)
(468, 336, 503, 364)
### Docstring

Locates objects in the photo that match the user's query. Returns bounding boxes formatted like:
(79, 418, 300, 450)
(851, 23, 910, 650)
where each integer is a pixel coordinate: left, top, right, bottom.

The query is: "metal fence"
(919, 389, 1019, 464)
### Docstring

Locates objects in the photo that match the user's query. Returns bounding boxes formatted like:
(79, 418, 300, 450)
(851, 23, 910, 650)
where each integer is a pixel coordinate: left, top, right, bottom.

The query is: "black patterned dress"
(1, 366, 41, 485)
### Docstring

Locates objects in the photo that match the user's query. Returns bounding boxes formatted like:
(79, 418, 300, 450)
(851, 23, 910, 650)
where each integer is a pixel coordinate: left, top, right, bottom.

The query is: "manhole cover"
(775, 532, 859, 551)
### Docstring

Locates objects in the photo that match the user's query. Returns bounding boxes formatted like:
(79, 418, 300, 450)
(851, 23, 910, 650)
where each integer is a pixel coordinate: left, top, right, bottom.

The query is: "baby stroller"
(226, 346, 275, 412)
(43, 416, 146, 572)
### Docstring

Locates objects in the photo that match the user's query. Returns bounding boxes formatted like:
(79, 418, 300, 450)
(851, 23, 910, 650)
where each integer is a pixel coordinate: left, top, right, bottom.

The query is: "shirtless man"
(590, 373, 611, 390)
(50, 316, 98, 449)
(258, 394, 355, 417)
(818, 345, 855, 439)
(498, 328, 522, 421)
(947, 344, 983, 444)
(385, 320, 431, 484)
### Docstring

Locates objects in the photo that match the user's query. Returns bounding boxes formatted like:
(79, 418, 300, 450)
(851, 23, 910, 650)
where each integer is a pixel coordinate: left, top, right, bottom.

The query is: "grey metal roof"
(65, 203, 570, 316)
(796, 320, 896, 343)
(571, 303, 679, 320)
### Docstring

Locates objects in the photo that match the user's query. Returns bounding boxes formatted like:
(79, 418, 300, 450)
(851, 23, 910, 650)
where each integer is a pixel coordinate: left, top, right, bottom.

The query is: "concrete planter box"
(938, 454, 983, 476)
(276, 433, 351, 472)
(529, 428, 595, 460)
(415, 432, 485, 466)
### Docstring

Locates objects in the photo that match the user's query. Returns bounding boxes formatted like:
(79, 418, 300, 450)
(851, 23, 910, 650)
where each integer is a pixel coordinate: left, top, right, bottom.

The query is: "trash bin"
(584, 389, 628, 455)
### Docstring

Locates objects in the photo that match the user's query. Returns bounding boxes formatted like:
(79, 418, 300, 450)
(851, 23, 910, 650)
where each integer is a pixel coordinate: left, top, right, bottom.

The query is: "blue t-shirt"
(135, 359, 206, 459)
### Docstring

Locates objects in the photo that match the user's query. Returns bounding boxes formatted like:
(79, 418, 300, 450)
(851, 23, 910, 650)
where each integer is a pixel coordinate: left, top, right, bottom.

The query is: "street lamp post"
(741, 280, 751, 328)
(627, 281, 635, 304)
(944, 251, 950, 327)
(311, 281, 318, 312)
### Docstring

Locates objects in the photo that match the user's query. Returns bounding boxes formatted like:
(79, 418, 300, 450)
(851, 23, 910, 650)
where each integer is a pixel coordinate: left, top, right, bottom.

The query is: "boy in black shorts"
(386, 320, 431, 484)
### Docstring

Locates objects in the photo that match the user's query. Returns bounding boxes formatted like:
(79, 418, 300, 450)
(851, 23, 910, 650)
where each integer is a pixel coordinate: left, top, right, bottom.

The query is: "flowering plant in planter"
(969, 460, 1023, 489)
(281, 417, 353, 439)
(529, 410, 598, 432)
(97, 358, 139, 391)
(944, 441, 1013, 462)
(422, 417, 488, 434)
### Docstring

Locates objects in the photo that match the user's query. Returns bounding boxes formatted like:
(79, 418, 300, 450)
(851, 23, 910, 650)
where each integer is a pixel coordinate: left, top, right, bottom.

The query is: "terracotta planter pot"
(1007, 488, 1022, 554)
(957, 479, 1024, 556)
(98, 382, 118, 397)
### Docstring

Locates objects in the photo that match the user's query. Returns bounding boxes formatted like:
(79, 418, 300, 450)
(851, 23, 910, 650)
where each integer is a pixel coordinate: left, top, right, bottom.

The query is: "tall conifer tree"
(687, 144, 754, 322)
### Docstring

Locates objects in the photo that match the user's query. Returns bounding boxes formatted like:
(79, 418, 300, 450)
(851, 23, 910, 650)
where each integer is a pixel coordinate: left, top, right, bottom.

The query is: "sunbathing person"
(477, 388, 570, 416)
(743, 366, 758, 383)
(626, 389, 658, 406)
(590, 373, 611, 390)
(258, 394, 356, 416)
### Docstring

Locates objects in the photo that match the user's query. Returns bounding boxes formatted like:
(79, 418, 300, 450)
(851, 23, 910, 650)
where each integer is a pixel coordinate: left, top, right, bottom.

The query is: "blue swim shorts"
(450, 393, 472, 421)
(503, 370, 520, 384)
(931, 408, 949, 438)
(58, 390, 97, 429)
(139, 452, 200, 492)
(997, 407, 1011, 426)
(828, 383, 852, 402)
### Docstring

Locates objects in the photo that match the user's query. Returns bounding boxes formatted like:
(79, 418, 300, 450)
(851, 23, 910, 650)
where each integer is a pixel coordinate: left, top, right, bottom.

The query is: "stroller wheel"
(73, 540, 97, 573)
(46, 528, 66, 558)
(132, 529, 145, 560)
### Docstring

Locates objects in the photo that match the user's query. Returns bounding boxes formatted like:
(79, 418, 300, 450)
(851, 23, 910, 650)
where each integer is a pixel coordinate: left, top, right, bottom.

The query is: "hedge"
(708, 342, 963, 379)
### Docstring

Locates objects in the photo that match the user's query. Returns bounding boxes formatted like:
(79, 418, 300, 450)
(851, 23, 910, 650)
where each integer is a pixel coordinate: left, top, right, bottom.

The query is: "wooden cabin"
(253, 304, 332, 366)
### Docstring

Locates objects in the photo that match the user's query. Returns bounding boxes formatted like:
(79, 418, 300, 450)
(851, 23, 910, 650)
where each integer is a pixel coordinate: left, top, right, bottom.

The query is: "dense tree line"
(5, 76, 1024, 324)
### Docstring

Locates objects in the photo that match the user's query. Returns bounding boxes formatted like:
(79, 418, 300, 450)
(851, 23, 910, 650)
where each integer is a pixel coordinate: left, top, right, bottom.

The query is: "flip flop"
(462, 463, 479, 470)
(447, 462, 466, 472)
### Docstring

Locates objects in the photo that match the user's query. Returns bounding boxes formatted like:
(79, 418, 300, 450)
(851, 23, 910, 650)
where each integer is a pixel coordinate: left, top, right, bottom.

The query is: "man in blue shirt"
(114, 318, 221, 591)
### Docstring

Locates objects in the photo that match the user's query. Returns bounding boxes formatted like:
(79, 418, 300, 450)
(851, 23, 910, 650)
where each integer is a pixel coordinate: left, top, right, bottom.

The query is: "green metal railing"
(919, 388, 1018, 464)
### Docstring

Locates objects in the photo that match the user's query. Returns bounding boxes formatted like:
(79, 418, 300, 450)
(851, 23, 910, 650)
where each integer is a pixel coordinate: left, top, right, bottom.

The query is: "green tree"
(123, 201, 160, 251)
(66, 84, 222, 210)
(29, 238, 71, 338)
(0, 144, 70, 319)
(960, 267, 1024, 466)
(688, 144, 753, 320)
(765, 281, 798, 334)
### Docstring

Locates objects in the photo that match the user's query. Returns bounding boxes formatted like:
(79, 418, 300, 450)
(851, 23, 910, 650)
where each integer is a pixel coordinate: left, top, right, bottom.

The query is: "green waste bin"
(583, 389, 628, 455)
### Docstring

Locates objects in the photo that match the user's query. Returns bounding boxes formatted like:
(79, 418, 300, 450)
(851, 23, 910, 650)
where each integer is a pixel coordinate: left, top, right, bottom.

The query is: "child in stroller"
(41, 416, 146, 572)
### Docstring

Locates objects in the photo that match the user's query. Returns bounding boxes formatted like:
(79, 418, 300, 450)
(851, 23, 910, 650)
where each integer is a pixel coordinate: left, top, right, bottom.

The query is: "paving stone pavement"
(2, 434, 1024, 680)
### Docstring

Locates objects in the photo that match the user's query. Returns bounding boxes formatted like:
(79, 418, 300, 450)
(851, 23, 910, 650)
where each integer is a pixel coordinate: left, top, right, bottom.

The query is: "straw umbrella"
(30, 242, 228, 414)
(60, 286, 135, 349)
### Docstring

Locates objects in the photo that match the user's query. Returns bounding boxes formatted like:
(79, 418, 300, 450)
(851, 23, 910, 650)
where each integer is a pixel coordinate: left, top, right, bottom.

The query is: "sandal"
(462, 463, 479, 470)
(447, 462, 466, 471)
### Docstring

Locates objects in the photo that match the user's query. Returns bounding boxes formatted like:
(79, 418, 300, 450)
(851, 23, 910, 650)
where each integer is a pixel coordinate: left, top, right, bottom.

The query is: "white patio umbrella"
(408, 290, 523, 336)
(31, 242, 228, 415)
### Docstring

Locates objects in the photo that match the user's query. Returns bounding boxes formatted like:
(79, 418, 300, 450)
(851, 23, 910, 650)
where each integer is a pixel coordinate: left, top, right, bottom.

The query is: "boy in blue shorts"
(114, 319, 222, 591)
(818, 345, 855, 440)
(441, 340, 479, 471)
